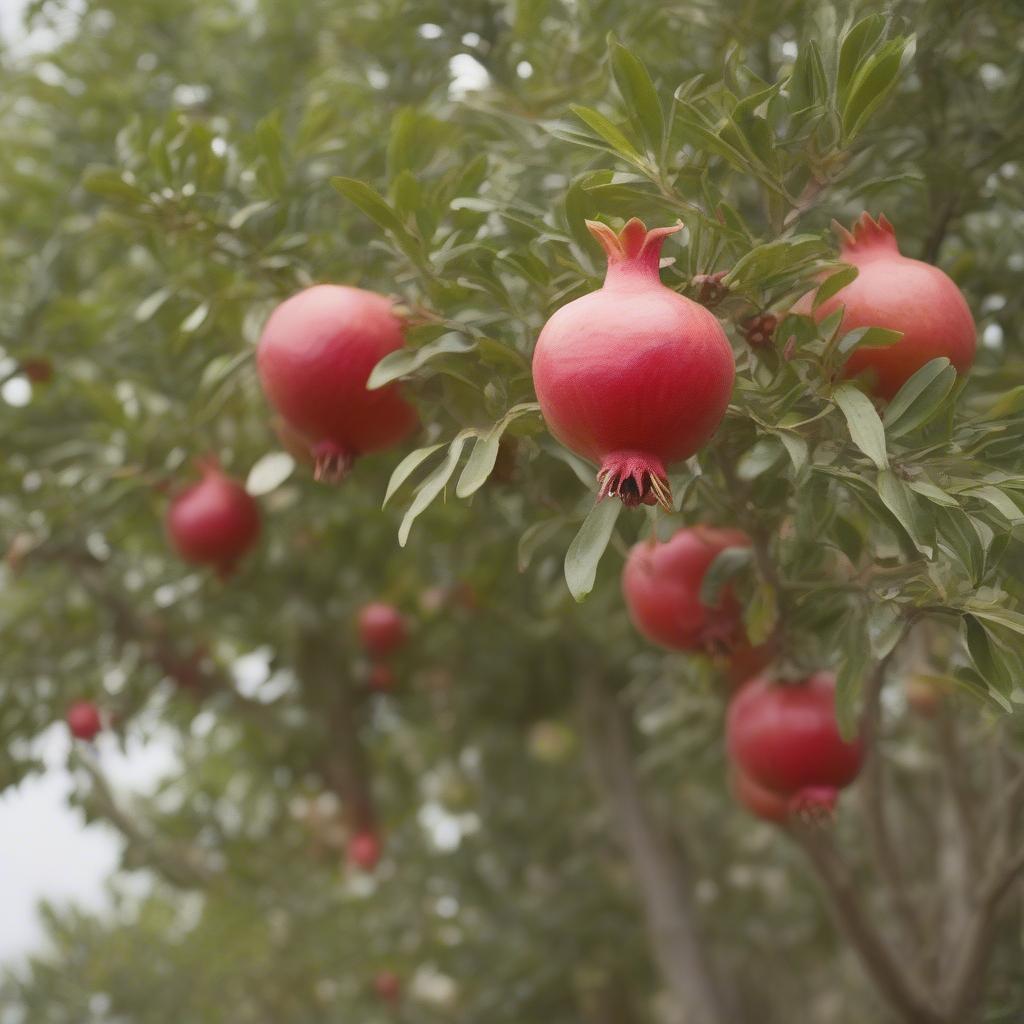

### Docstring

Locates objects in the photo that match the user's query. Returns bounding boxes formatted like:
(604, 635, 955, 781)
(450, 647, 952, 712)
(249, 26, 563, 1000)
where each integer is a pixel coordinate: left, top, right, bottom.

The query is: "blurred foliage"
(1, 0, 1023, 1022)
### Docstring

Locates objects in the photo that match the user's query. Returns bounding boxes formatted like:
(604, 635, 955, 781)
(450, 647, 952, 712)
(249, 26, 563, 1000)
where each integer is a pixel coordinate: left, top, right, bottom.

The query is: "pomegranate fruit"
(357, 602, 407, 657)
(349, 829, 382, 872)
(810, 213, 976, 400)
(727, 672, 863, 796)
(622, 526, 751, 653)
(166, 460, 261, 577)
(21, 357, 53, 384)
(532, 218, 734, 508)
(373, 971, 401, 1005)
(731, 768, 789, 823)
(257, 285, 418, 481)
(66, 701, 102, 741)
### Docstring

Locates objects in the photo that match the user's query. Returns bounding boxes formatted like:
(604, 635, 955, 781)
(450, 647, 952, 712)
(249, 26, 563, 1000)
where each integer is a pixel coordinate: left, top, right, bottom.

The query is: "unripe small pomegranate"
(348, 829, 382, 872)
(807, 213, 976, 399)
(368, 663, 396, 693)
(622, 526, 751, 653)
(373, 971, 401, 1005)
(532, 218, 735, 508)
(904, 675, 943, 717)
(66, 701, 102, 741)
(692, 270, 728, 308)
(742, 313, 777, 349)
(731, 768, 789, 823)
(257, 285, 418, 481)
(166, 460, 261, 577)
(357, 602, 407, 657)
(727, 673, 863, 796)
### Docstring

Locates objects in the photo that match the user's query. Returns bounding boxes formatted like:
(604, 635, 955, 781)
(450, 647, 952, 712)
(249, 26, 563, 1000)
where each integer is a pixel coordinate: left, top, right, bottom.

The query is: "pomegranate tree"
(66, 701, 102, 741)
(532, 218, 735, 508)
(257, 285, 418, 481)
(727, 673, 863, 808)
(357, 602, 407, 658)
(166, 460, 261, 577)
(811, 213, 976, 399)
(622, 526, 752, 654)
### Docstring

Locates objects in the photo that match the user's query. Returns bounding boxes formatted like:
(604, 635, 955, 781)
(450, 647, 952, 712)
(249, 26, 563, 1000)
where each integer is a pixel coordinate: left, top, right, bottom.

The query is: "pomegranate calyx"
(833, 212, 898, 257)
(586, 218, 683, 283)
(597, 451, 671, 510)
(312, 440, 355, 483)
(787, 785, 839, 826)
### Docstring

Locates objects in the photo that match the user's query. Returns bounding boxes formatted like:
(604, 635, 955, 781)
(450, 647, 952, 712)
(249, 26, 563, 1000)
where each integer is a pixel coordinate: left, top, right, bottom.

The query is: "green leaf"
(456, 404, 540, 498)
(876, 469, 932, 557)
(777, 432, 809, 474)
(608, 38, 664, 154)
(813, 265, 858, 310)
(868, 602, 904, 659)
(564, 500, 623, 602)
(330, 177, 420, 254)
(134, 288, 172, 323)
(837, 14, 888, 101)
(962, 485, 1024, 525)
(382, 443, 446, 507)
(725, 236, 823, 289)
(884, 358, 957, 436)
(842, 38, 910, 139)
(518, 518, 566, 573)
(963, 604, 1024, 638)
(367, 333, 476, 389)
(963, 615, 1014, 696)
(699, 547, 752, 607)
(398, 435, 471, 547)
(181, 301, 210, 334)
(938, 509, 984, 581)
(81, 167, 145, 203)
(835, 616, 869, 739)
(570, 105, 645, 164)
(737, 438, 785, 480)
(833, 384, 888, 469)
(908, 480, 958, 508)
(837, 326, 903, 356)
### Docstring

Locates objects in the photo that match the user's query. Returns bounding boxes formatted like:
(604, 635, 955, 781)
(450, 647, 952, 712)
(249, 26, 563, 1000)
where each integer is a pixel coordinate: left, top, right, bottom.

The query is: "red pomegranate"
(373, 971, 401, 1005)
(66, 701, 102, 741)
(21, 357, 54, 384)
(727, 673, 863, 797)
(532, 218, 735, 508)
(809, 213, 975, 400)
(257, 285, 418, 481)
(731, 768, 789, 823)
(166, 460, 261, 577)
(349, 829, 382, 872)
(368, 663, 396, 693)
(357, 602, 407, 658)
(622, 526, 751, 653)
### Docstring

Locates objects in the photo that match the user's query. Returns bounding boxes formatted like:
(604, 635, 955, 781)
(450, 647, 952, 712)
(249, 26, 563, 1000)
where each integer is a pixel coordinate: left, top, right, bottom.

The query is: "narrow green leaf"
(456, 403, 541, 498)
(876, 469, 932, 557)
(608, 38, 664, 153)
(964, 616, 1014, 696)
(518, 518, 566, 573)
(962, 485, 1024, 525)
(367, 334, 476, 389)
(570, 105, 644, 164)
(398, 435, 471, 547)
(331, 177, 419, 254)
(833, 384, 889, 469)
(564, 500, 623, 602)
(835, 617, 869, 739)
(181, 301, 210, 334)
(699, 547, 752, 607)
(837, 326, 903, 356)
(134, 288, 172, 323)
(938, 509, 984, 581)
(842, 38, 910, 139)
(908, 480, 959, 508)
(884, 358, 957, 437)
(744, 580, 778, 645)
(777, 432, 808, 474)
(837, 14, 887, 100)
(382, 443, 446, 508)
(813, 265, 858, 310)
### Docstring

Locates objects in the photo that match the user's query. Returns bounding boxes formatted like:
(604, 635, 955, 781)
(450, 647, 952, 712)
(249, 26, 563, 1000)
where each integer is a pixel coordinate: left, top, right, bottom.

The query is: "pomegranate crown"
(832, 212, 899, 257)
(586, 217, 683, 280)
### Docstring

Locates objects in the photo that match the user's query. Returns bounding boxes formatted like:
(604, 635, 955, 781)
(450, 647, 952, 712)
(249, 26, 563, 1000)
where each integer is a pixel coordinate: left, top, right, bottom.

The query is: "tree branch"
(579, 675, 737, 1024)
(792, 825, 945, 1024)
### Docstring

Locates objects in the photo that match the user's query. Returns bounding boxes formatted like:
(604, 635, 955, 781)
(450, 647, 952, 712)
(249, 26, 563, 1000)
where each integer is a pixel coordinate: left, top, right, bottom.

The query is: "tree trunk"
(580, 676, 737, 1024)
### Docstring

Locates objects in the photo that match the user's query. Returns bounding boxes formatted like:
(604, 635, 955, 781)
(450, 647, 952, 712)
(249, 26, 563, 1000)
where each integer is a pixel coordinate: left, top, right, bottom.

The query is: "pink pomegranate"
(357, 602, 407, 658)
(810, 213, 976, 399)
(532, 218, 735, 508)
(166, 460, 261, 577)
(622, 526, 751, 653)
(66, 701, 102, 741)
(349, 829, 382, 872)
(257, 285, 418, 481)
